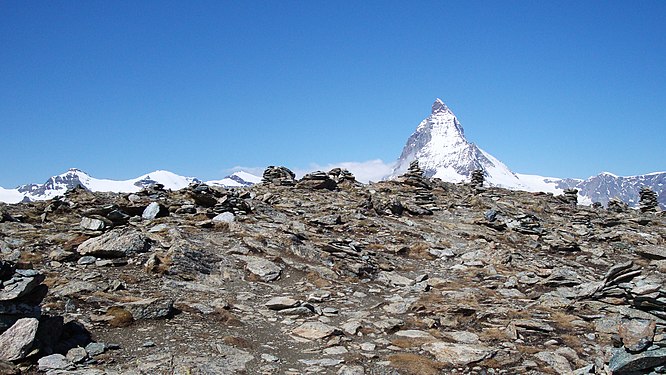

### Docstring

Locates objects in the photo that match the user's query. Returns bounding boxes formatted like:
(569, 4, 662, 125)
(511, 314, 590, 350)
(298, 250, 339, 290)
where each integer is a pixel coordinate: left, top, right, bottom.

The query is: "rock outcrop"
(0, 175, 664, 374)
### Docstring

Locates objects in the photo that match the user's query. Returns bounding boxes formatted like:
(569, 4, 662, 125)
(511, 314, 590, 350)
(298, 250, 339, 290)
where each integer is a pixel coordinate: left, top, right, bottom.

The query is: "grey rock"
(311, 214, 342, 226)
(37, 354, 71, 371)
(422, 342, 495, 366)
(0, 269, 44, 301)
(535, 351, 573, 374)
(373, 318, 404, 333)
(299, 358, 344, 367)
(212, 212, 235, 223)
(636, 245, 666, 260)
(0, 318, 39, 361)
(80, 217, 105, 231)
(239, 256, 281, 282)
(265, 296, 300, 310)
(292, 322, 339, 339)
(342, 320, 362, 335)
(123, 298, 174, 320)
(572, 364, 595, 374)
(142, 202, 167, 220)
(77, 256, 96, 265)
(52, 280, 98, 297)
(85, 342, 106, 356)
(77, 229, 149, 258)
(608, 347, 666, 374)
(66, 347, 87, 363)
(338, 365, 365, 375)
(376, 271, 414, 287)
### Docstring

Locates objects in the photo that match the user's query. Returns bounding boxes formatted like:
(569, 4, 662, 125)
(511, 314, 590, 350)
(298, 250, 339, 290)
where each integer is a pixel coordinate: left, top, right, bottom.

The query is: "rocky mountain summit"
(0, 165, 664, 374)
(390, 99, 666, 209)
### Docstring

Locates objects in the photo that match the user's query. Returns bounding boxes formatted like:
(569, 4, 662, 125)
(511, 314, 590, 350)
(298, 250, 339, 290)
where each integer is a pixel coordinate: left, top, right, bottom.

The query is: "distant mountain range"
(0, 169, 261, 204)
(1, 99, 663, 209)
(391, 99, 665, 209)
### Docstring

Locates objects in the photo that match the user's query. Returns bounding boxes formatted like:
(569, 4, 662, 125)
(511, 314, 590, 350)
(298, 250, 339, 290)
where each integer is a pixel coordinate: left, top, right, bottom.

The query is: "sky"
(1, 1, 665, 187)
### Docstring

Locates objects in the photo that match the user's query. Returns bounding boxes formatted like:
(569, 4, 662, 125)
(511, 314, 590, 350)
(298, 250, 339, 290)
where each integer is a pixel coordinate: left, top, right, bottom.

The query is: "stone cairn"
(399, 161, 436, 209)
(559, 188, 578, 207)
(327, 168, 356, 185)
(470, 169, 485, 188)
(262, 166, 296, 186)
(296, 171, 337, 190)
(607, 197, 629, 213)
(639, 187, 659, 213)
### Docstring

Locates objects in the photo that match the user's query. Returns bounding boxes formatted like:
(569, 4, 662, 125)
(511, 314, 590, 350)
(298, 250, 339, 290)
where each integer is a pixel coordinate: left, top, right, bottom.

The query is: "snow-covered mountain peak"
(390, 99, 519, 187)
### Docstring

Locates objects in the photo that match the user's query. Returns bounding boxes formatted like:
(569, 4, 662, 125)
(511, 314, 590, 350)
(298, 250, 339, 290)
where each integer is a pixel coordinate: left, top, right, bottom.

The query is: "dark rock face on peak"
(1, 174, 663, 373)
(431, 98, 452, 115)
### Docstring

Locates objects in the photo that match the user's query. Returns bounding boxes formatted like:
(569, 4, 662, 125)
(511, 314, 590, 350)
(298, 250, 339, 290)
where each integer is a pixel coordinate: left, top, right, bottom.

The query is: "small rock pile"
(608, 197, 629, 212)
(0, 262, 45, 337)
(575, 260, 666, 374)
(397, 161, 437, 210)
(639, 187, 659, 212)
(559, 188, 578, 207)
(262, 166, 296, 186)
(400, 161, 429, 188)
(297, 171, 337, 190)
(188, 183, 224, 208)
(210, 190, 252, 216)
(470, 169, 484, 187)
(327, 168, 356, 185)
(0, 261, 91, 370)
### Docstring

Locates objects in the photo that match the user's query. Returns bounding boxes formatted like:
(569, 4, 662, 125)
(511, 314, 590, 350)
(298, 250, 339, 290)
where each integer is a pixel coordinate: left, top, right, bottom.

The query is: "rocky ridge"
(0, 166, 664, 374)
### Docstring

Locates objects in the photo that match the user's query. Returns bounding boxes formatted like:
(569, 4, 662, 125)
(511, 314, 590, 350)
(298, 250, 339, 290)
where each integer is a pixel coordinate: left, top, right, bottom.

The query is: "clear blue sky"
(1, 1, 665, 187)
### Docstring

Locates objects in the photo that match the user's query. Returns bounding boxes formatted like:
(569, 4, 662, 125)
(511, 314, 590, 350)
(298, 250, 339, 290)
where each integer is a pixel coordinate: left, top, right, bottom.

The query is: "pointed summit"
(390, 99, 521, 187)
(431, 98, 450, 115)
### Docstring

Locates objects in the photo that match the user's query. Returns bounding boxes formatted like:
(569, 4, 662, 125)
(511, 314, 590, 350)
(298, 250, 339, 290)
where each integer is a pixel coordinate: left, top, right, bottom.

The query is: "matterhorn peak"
(390, 99, 521, 187)
(431, 98, 451, 115)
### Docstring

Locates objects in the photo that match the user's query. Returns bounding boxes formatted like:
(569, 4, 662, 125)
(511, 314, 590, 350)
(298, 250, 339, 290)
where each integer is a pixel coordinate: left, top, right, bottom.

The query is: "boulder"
(0, 318, 39, 361)
(76, 229, 149, 258)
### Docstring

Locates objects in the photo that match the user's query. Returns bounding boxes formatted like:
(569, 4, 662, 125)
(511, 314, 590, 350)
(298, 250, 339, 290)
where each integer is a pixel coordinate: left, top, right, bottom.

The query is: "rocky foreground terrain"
(0, 165, 665, 375)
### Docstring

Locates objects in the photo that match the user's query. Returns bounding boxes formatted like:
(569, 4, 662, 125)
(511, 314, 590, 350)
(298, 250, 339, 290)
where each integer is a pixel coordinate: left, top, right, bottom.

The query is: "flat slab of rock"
(123, 298, 174, 320)
(142, 202, 167, 220)
(265, 297, 300, 310)
(77, 229, 149, 258)
(422, 342, 495, 366)
(0, 318, 39, 361)
(441, 331, 480, 344)
(535, 351, 573, 374)
(238, 256, 281, 282)
(80, 217, 105, 231)
(635, 245, 666, 260)
(377, 271, 414, 287)
(609, 347, 666, 374)
(0, 269, 44, 301)
(38, 354, 72, 371)
(292, 322, 339, 340)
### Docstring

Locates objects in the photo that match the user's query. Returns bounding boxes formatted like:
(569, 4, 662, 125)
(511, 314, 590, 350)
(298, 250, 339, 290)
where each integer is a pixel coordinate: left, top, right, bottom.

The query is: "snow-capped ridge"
(0, 168, 262, 203)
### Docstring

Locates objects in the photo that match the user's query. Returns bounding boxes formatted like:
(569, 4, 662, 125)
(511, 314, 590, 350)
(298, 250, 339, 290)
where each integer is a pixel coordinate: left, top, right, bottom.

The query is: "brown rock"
(619, 319, 656, 352)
